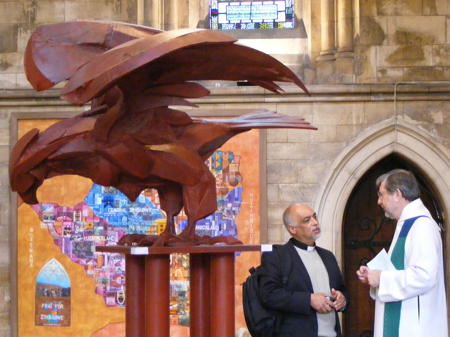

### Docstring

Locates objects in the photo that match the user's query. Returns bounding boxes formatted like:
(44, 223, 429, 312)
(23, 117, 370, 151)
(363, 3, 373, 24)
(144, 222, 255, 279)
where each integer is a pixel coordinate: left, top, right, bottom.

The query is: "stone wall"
(1, 84, 450, 336)
(0, 0, 449, 336)
(1, 0, 449, 86)
(0, 0, 137, 89)
(354, 0, 450, 82)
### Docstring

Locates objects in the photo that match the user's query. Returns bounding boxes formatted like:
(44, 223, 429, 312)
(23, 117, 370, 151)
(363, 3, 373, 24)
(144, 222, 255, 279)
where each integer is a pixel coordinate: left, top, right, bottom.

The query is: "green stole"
(383, 216, 425, 337)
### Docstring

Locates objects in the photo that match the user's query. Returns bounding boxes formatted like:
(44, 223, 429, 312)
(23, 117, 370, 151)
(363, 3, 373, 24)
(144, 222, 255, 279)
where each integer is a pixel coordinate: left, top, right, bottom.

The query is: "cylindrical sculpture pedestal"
(125, 255, 146, 337)
(145, 254, 170, 337)
(211, 253, 235, 337)
(96, 244, 260, 337)
(190, 254, 211, 337)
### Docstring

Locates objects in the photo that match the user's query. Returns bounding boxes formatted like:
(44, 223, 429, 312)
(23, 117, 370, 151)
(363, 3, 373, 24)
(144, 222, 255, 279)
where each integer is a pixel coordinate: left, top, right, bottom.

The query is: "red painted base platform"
(96, 244, 260, 337)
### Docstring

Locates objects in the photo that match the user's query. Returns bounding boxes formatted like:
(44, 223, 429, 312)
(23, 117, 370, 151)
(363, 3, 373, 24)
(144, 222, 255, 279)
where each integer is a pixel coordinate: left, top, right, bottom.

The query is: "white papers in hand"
(367, 248, 396, 271)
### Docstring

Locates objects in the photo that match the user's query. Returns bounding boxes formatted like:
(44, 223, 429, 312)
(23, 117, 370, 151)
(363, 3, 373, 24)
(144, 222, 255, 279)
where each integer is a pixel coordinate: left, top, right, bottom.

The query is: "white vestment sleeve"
(370, 287, 377, 300)
(377, 217, 441, 302)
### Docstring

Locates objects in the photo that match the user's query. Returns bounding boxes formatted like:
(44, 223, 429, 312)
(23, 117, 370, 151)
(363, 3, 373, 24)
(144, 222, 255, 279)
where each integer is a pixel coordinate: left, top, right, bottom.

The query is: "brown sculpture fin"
(60, 29, 237, 104)
(9, 128, 39, 178)
(24, 20, 162, 90)
(12, 22, 318, 246)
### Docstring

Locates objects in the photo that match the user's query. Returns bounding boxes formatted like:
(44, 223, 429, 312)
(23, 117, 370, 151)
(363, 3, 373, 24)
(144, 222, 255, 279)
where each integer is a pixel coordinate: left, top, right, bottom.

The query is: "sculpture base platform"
(96, 244, 260, 337)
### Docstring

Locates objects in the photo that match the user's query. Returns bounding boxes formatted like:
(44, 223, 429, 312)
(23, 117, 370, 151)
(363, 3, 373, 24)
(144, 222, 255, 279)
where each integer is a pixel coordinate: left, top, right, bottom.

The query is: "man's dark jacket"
(258, 238, 348, 337)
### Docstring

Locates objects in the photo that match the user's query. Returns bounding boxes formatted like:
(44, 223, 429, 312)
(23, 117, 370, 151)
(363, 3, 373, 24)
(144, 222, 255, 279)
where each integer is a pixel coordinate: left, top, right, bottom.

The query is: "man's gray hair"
(282, 204, 297, 228)
(376, 169, 420, 201)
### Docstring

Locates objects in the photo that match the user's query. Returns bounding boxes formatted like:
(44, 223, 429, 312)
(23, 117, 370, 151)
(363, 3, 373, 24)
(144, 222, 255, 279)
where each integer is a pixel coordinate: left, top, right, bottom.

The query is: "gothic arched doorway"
(342, 153, 445, 337)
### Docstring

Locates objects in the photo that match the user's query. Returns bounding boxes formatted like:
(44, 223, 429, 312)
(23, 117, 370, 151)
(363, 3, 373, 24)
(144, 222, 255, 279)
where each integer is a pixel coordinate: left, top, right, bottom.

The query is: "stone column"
(187, 0, 201, 28)
(137, 0, 144, 25)
(294, 0, 302, 25)
(336, 0, 353, 56)
(139, 0, 161, 29)
(166, 0, 179, 30)
(149, 0, 162, 29)
(335, 0, 354, 82)
(318, 0, 336, 61)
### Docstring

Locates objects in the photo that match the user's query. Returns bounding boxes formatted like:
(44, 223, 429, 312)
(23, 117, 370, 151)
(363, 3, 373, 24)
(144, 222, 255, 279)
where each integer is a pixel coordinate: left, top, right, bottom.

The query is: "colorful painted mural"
(16, 118, 261, 337)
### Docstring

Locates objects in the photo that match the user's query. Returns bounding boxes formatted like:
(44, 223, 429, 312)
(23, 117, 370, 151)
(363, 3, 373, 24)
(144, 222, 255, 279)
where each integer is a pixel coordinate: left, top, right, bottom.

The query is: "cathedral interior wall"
(0, 0, 449, 336)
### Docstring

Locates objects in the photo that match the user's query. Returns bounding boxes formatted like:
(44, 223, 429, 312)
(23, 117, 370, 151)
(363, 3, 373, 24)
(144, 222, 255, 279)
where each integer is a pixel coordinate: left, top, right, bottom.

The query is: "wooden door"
(342, 154, 444, 337)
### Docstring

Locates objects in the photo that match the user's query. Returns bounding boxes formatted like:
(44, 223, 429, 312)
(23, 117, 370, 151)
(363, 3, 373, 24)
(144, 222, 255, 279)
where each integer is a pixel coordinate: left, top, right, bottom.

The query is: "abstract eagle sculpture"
(10, 21, 316, 246)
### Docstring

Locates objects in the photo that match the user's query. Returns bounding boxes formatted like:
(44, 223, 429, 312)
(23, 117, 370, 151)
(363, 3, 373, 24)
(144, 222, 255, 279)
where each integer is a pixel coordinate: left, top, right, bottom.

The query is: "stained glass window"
(35, 259, 71, 326)
(210, 0, 295, 30)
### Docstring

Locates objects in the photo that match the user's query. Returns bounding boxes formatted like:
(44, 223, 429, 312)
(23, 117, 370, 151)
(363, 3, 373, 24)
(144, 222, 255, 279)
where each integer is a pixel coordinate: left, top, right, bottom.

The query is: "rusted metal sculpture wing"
(12, 21, 315, 246)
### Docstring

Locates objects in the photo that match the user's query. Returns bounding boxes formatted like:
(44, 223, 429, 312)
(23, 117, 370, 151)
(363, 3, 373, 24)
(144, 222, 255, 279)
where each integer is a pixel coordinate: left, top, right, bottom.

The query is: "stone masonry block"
(308, 142, 345, 161)
(0, 144, 9, 167)
(0, 267, 9, 284)
(316, 60, 336, 83)
(275, 103, 313, 119)
(267, 223, 283, 243)
(16, 28, 31, 53)
(432, 45, 450, 66)
(287, 129, 312, 143)
(400, 113, 448, 142)
(0, 313, 10, 334)
(436, 0, 449, 15)
(376, 66, 404, 82)
(424, 0, 447, 15)
(0, 286, 11, 312)
(309, 125, 337, 143)
(390, 29, 436, 47)
(0, 24, 18, 53)
(0, 1, 22, 24)
(387, 16, 446, 45)
(364, 101, 395, 125)
(359, 16, 386, 46)
(0, 73, 16, 88)
(376, 0, 422, 16)
(354, 46, 378, 82)
(335, 57, 355, 83)
(266, 129, 288, 142)
(267, 143, 311, 160)
(267, 184, 279, 202)
(267, 160, 299, 184)
(35, 0, 65, 24)
(0, 52, 22, 73)
(65, 0, 116, 21)
(15, 72, 32, 89)
(448, 18, 450, 44)
(267, 203, 288, 226)
(0, 168, 9, 189)
(0, 244, 9, 266)
(403, 66, 448, 81)
(360, 0, 377, 17)
(432, 123, 450, 143)
(278, 183, 316, 203)
(336, 124, 365, 143)
(378, 45, 432, 67)
(297, 161, 329, 184)
(312, 102, 365, 125)
(0, 113, 10, 146)
(402, 101, 450, 125)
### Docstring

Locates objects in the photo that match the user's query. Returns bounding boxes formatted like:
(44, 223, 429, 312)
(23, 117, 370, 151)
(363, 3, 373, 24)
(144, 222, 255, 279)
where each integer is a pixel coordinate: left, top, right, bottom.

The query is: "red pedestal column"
(96, 244, 259, 337)
(125, 255, 146, 337)
(210, 253, 235, 337)
(145, 254, 170, 337)
(190, 254, 211, 337)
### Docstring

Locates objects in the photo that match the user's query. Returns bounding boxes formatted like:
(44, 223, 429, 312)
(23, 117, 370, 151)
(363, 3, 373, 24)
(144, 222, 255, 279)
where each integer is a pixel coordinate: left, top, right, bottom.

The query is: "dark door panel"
(342, 154, 444, 337)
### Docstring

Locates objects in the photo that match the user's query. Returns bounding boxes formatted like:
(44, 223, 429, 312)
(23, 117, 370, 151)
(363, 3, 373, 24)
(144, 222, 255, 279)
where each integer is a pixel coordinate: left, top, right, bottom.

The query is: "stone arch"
(314, 119, 450, 265)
